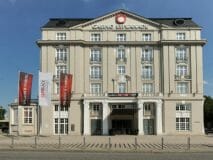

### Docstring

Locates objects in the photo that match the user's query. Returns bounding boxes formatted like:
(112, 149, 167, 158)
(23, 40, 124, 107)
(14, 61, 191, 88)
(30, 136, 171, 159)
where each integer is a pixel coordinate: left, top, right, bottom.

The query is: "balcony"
(141, 57, 153, 64)
(176, 57, 188, 64)
(89, 75, 103, 80)
(116, 57, 127, 64)
(55, 57, 67, 64)
(90, 58, 102, 64)
(175, 75, 191, 80)
(141, 75, 154, 80)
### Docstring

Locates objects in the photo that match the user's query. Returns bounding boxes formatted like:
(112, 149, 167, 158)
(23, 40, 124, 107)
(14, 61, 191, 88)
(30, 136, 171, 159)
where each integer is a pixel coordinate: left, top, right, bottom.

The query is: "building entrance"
(109, 103, 138, 135)
(143, 119, 155, 135)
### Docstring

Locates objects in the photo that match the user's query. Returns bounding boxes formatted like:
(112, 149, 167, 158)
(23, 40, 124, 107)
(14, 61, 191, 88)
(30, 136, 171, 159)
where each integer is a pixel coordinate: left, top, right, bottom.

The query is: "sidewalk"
(0, 135, 213, 152)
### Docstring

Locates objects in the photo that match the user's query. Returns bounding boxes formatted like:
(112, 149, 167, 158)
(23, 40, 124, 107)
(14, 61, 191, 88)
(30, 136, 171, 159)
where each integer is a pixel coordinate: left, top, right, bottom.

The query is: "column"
(102, 101, 109, 135)
(138, 100, 144, 135)
(83, 101, 90, 135)
(156, 100, 163, 135)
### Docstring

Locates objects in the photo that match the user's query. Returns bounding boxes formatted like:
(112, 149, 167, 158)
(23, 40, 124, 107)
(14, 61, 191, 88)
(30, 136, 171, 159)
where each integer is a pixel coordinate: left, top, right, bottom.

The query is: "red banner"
(60, 73, 73, 106)
(19, 72, 33, 106)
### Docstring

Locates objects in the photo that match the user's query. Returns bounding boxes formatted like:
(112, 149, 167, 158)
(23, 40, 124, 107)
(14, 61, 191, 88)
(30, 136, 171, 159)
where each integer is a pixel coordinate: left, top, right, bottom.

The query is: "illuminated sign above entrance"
(108, 93, 138, 97)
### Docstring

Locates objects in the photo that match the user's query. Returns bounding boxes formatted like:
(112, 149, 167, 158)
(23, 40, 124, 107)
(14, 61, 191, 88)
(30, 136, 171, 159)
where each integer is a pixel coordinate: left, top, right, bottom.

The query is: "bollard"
(34, 136, 37, 148)
(135, 137, 137, 150)
(187, 137, 190, 150)
(11, 136, 14, 148)
(161, 137, 164, 150)
(109, 137, 111, 149)
(83, 136, 86, 147)
(58, 135, 61, 149)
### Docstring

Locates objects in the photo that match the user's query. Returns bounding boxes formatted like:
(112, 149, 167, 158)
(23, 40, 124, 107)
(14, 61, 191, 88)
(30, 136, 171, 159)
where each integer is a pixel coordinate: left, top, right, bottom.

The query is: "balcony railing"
(176, 57, 188, 63)
(141, 75, 154, 80)
(55, 57, 67, 64)
(116, 57, 127, 63)
(89, 75, 103, 80)
(175, 75, 191, 80)
(141, 57, 153, 64)
(90, 58, 102, 64)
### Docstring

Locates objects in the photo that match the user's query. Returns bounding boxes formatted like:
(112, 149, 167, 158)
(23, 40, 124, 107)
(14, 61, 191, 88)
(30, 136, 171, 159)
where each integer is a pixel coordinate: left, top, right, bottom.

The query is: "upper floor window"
(90, 48, 101, 62)
(117, 65, 126, 75)
(117, 47, 126, 59)
(176, 104, 191, 111)
(118, 83, 126, 93)
(176, 33, 186, 40)
(176, 82, 188, 94)
(56, 32, 66, 40)
(176, 48, 187, 61)
(91, 33, 101, 41)
(142, 33, 151, 41)
(142, 65, 153, 79)
(90, 66, 102, 79)
(142, 48, 153, 61)
(176, 65, 187, 76)
(54, 105, 68, 111)
(56, 48, 67, 62)
(142, 83, 153, 93)
(24, 108, 32, 124)
(117, 33, 126, 41)
(56, 65, 68, 77)
(91, 83, 101, 94)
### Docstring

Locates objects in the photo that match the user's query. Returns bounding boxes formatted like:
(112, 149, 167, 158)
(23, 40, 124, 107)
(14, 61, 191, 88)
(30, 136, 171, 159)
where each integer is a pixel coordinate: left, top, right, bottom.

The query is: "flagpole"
(17, 70, 20, 136)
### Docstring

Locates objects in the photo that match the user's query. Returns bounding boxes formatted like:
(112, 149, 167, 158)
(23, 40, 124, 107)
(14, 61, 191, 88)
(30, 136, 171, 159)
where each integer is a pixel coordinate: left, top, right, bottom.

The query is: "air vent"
(174, 19, 185, 26)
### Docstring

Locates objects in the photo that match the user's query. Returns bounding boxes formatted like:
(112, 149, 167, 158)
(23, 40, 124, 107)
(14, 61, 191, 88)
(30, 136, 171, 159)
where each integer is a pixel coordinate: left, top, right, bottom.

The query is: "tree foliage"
(0, 106, 6, 120)
(204, 96, 213, 128)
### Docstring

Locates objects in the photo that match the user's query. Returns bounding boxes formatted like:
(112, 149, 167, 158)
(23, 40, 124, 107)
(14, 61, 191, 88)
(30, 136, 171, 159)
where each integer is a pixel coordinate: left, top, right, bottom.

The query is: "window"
(142, 83, 153, 93)
(90, 66, 101, 79)
(56, 48, 67, 62)
(118, 83, 126, 93)
(54, 105, 68, 111)
(56, 65, 67, 77)
(24, 108, 32, 124)
(176, 117, 190, 131)
(117, 65, 126, 75)
(91, 83, 101, 94)
(54, 118, 68, 134)
(90, 48, 101, 62)
(176, 104, 191, 111)
(176, 48, 187, 61)
(176, 33, 185, 40)
(92, 104, 100, 112)
(55, 82, 59, 94)
(176, 65, 187, 76)
(142, 33, 151, 41)
(117, 47, 126, 59)
(117, 33, 126, 41)
(56, 33, 66, 40)
(91, 33, 101, 41)
(142, 48, 153, 61)
(142, 65, 153, 79)
(176, 82, 188, 94)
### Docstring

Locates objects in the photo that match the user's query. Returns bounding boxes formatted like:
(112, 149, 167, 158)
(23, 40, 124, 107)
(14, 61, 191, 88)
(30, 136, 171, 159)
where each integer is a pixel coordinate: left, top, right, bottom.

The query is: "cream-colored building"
(32, 9, 206, 136)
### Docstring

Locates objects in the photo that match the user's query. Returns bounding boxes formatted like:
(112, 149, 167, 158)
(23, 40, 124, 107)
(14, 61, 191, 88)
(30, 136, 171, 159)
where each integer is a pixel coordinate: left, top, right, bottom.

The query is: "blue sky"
(0, 0, 213, 108)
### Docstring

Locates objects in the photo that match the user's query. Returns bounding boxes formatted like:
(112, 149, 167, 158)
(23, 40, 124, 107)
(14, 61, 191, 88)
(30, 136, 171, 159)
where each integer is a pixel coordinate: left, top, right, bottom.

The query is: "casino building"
(35, 10, 206, 136)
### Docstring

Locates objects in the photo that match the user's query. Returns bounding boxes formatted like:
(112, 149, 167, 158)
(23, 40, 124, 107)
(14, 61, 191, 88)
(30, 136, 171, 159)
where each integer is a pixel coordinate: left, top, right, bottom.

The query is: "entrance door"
(112, 120, 132, 134)
(91, 119, 102, 135)
(143, 119, 155, 135)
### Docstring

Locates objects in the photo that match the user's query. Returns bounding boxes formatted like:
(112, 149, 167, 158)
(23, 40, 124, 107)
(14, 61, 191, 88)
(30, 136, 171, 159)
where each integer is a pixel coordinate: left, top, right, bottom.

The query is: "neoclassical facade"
(35, 10, 206, 136)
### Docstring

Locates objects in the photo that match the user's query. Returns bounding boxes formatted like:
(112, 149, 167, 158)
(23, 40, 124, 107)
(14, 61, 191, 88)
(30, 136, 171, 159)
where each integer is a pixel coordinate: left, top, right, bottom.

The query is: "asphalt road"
(0, 151, 213, 160)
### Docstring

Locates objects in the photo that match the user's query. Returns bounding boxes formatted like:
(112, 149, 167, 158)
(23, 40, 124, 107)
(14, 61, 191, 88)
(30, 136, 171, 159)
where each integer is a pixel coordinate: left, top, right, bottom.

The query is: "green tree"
(0, 106, 6, 120)
(204, 96, 213, 128)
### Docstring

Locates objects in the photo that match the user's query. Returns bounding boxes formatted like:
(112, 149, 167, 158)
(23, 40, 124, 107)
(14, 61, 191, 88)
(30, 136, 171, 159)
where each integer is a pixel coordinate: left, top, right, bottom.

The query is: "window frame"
(23, 107, 33, 124)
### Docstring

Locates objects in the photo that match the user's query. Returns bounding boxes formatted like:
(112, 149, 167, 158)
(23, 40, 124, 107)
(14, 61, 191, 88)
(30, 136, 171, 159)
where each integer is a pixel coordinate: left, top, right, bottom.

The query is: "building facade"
(36, 10, 206, 136)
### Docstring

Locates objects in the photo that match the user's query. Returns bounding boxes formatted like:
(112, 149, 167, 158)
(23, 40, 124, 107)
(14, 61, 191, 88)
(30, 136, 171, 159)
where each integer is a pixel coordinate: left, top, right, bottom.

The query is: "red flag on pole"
(18, 72, 33, 106)
(60, 73, 73, 106)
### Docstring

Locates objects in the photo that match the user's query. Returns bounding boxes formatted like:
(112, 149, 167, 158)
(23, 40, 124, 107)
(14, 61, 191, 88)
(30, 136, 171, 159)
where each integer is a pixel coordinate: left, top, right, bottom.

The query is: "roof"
(42, 10, 200, 28)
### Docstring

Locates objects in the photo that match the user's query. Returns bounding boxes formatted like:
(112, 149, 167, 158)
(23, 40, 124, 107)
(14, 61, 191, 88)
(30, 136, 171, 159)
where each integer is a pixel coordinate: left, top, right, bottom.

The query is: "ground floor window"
(54, 118, 68, 134)
(176, 117, 190, 131)
(24, 108, 32, 124)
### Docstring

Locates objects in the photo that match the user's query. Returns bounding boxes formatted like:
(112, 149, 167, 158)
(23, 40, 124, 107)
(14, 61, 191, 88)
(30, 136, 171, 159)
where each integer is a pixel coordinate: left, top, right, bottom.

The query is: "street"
(0, 151, 213, 160)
